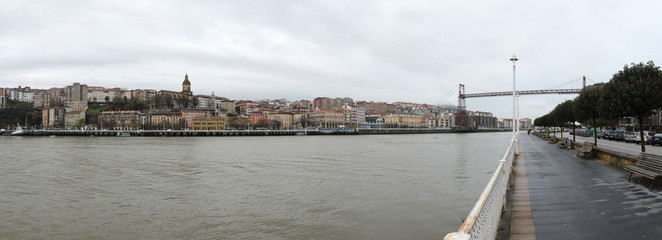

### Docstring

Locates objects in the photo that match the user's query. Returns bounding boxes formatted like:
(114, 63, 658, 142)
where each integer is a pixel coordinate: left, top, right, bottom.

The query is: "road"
(544, 132, 662, 156)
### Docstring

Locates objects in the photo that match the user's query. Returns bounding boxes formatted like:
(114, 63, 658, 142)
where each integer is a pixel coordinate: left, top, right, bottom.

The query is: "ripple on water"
(0, 133, 513, 239)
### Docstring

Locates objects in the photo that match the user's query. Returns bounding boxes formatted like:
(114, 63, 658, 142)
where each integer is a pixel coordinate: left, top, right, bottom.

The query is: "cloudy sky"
(1, 0, 661, 119)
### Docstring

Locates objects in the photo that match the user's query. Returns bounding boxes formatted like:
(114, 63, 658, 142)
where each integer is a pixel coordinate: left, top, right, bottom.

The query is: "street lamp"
(510, 54, 518, 139)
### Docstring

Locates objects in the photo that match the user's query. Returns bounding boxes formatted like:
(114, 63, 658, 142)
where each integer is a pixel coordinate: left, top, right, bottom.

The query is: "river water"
(1, 132, 512, 240)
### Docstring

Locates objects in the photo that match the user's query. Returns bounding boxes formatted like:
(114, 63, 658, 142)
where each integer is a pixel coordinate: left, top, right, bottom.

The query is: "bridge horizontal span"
(461, 89, 581, 98)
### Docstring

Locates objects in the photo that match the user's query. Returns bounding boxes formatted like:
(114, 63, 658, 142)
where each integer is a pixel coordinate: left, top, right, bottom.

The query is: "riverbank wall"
(4, 128, 512, 137)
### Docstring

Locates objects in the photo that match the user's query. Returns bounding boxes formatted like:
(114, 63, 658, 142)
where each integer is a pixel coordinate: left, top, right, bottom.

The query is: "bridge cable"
(434, 85, 459, 105)
(545, 76, 582, 90)
(585, 77, 600, 85)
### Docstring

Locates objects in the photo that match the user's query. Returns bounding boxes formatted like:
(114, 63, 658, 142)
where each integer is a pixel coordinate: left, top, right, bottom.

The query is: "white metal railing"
(444, 134, 519, 240)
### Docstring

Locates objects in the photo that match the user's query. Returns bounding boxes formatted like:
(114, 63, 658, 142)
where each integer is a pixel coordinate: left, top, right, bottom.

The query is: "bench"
(625, 153, 662, 190)
(576, 142, 594, 157)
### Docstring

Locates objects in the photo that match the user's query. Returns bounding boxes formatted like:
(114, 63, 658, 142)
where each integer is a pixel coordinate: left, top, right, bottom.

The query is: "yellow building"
(269, 112, 294, 129)
(384, 113, 425, 127)
(192, 117, 228, 131)
(150, 112, 183, 129)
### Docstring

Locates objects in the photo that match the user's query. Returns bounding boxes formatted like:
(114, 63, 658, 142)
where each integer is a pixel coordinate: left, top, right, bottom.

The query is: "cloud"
(1, 0, 661, 119)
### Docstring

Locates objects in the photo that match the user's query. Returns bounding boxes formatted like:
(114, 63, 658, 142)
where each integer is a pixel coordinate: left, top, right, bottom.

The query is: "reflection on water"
(0, 133, 511, 239)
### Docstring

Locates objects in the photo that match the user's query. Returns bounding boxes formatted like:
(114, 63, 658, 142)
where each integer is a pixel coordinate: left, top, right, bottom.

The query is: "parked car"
(651, 134, 662, 146)
(576, 129, 591, 137)
(624, 131, 636, 143)
(614, 131, 626, 141)
(607, 130, 616, 140)
(634, 131, 656, 144)
(600, 130, 609, 139)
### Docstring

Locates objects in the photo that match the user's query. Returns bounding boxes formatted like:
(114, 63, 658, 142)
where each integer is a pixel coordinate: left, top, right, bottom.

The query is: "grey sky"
(1, 0, 661, 119)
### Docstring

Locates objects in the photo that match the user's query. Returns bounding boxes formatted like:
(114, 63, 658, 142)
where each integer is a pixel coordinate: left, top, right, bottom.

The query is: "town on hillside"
(0, 74, 532, 131)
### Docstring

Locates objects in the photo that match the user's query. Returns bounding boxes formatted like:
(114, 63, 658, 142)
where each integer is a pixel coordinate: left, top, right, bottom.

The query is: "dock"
(505, 134, 662, 239)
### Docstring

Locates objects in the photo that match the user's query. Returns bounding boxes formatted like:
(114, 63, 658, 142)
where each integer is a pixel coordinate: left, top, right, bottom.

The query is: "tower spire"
(182, 73, 191, 95)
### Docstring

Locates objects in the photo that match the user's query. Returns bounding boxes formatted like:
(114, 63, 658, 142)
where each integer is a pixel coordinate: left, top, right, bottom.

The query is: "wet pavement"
(513, 134, 662, 239)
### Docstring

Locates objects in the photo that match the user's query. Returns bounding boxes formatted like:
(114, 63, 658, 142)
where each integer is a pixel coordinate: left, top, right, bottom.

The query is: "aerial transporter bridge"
(456, 76, 587, 128)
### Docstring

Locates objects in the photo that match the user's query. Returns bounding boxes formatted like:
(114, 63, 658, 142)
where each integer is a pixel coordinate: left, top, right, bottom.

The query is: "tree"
(602, 61, 662, 152)
(105, 96, 110, 103)
(75, 118, 86, 129)
(576, 84, 604, 147)
(552, 100, 577, 141)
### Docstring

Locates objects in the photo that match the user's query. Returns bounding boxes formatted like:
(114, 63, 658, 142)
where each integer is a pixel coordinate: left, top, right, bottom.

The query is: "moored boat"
(117, 132, 131, 137)
(11, 124, 27, 136)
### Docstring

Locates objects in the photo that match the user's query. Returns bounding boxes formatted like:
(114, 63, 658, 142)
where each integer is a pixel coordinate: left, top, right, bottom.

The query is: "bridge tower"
(457, 84, 467, 128)
(583, 76, 586, 89)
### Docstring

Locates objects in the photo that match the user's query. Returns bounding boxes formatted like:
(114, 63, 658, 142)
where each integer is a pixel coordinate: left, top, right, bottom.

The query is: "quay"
(447, 134, 662, 240)
(7, 128, 508, 137)
(505, 134, 662, 239)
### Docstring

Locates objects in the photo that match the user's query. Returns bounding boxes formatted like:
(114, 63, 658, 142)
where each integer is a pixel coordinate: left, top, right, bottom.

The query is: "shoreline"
(3, 128, 514, 137)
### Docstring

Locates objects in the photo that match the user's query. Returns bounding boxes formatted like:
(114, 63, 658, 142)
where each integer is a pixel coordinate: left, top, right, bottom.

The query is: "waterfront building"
(500, 118, 513, 129)
(182, 110, 206, 129)
(249, 112, 265, 124)
(98, 111, 140, 130)
(365, 115, 384, 127)
(309, 110, 344, 128)
(269, 112, 294, 129)
(150, 112, 184, 129)
(192, 116, 228, 130)
(425, 116, 439, 128)
(468, 111, 497, 128)
(356, 104, 366, 124)
(42, 107, 65, 129)
(150, 114, 167, 128)
(341, 104, 358, 127)
(439, 112, 455, 128)
(64, 110, 85, 129)
(383, 113, 425, 128)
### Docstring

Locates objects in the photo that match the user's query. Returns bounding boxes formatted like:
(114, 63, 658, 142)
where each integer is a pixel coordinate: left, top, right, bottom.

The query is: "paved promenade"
(510, 134, 662, 240)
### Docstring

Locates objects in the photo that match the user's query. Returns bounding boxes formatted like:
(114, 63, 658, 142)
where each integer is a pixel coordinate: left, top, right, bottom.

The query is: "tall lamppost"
(510, 54, 518, 140)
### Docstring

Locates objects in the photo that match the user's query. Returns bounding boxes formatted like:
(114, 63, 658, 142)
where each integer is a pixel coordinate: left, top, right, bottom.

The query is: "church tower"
(182, 73, 192, 96)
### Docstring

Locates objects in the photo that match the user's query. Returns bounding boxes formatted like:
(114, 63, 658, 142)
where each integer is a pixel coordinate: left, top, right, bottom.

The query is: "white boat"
(117, 132, 131, 137)
(11, 124, 26, 136)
